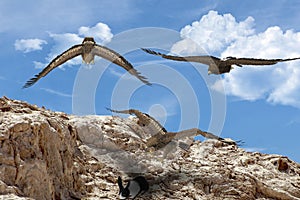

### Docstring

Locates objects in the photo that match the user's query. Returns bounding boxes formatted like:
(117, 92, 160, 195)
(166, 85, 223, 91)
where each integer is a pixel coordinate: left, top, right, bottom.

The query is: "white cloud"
(171, 38, 207, 56)
(219, 27, 300, 107)
(172, 10, 255, 54)
(174, 10, 300, 108)
(78, 22, 113, 44)
(14, 39, 47, 53)
(222, 26, 300, 58)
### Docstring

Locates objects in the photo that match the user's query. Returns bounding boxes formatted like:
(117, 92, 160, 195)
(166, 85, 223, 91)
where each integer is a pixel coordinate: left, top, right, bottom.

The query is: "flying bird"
(141, 48, 300, 75)
(23, 37, 151, 88)
(107, 107, 237, 151)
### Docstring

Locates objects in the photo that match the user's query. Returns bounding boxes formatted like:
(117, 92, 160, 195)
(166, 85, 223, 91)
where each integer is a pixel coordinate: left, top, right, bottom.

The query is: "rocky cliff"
(0, 96, 299, 200)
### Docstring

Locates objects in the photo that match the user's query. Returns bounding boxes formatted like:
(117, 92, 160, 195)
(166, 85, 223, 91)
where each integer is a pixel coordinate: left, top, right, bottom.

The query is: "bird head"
(82, 37, 95, 44)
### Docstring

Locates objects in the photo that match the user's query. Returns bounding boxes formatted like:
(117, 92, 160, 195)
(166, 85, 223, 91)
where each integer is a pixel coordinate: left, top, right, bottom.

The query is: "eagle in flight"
(141, 48, 300, 75)
(106, 107, 237, 151)
(23, 37, 151, 88)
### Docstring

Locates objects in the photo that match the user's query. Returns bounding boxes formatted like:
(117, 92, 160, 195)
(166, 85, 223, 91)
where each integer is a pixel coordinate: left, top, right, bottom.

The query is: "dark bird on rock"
(141, 48, 300, 75)
(118, 176, 149, 200)
(23, 37, 151, 88)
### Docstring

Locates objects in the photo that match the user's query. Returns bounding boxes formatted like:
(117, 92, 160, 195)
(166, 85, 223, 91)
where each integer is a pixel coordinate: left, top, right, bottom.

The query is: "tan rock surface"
(0, 96, 300, 200)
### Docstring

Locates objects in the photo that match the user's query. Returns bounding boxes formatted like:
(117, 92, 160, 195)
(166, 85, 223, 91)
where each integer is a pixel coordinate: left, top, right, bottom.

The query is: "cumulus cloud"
(174, 10, 300, 108)
(171, 38, 207, 56)
(14, 39, 47, 53)
(34, 22, 113, 69)
(78, 22, 113, 44)
(222, 26, 300, 58)
(218, 26, 300, 107)
(172, 10, 255, 54)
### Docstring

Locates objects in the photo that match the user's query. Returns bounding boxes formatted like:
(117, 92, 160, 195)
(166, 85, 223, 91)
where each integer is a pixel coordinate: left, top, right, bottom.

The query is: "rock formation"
(0, 96, 299, 200)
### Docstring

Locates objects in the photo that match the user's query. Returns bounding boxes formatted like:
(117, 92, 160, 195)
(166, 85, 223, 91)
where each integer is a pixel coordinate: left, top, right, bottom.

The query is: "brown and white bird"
(106, 107, 238, 151)
(23, 37, 151, 88)
(106, 107, 167, 136)
(141, 48, 300, 75)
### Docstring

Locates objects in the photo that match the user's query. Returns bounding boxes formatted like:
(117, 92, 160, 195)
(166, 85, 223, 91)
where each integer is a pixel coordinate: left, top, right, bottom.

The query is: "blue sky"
(1, 0, 300, 162)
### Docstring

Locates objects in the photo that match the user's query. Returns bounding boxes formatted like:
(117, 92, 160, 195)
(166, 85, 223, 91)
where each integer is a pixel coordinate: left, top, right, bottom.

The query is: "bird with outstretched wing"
(23, 37, 151, 88)
(141, 48, 300, 75)
(106, 107, 167, 137)
(107, 107, 238, 152)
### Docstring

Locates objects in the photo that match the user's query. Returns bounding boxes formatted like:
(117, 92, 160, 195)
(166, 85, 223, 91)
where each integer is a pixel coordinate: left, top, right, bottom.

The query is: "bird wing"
(175, 128, 237, 145)
(107, 107, 167, 134)
(225, 57, 300, 66)
(143, 113, 168, 133)
(141, 48, 218, 65)
(93, 44, 151, 85)
(23, 44, 82, 88)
